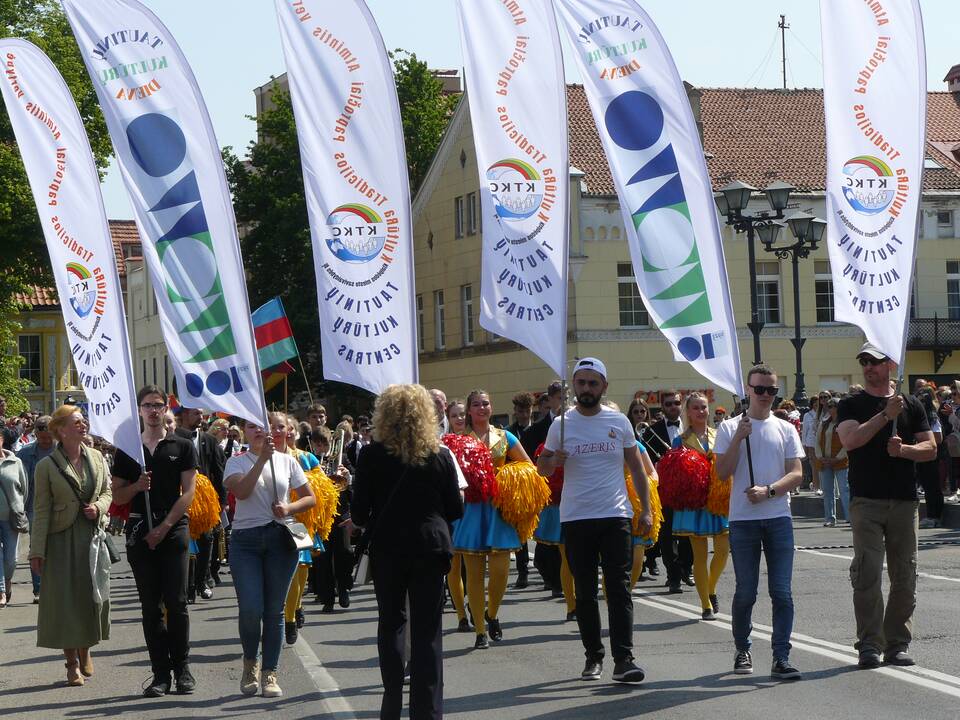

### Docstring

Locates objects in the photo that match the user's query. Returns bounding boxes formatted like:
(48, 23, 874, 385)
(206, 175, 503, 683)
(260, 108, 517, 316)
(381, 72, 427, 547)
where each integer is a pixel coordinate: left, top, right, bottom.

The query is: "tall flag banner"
(456, 0, 569, 377)
(274, 0, 418, 393)
(553, 0, 745, 396)
(0, 38, 143, 464)
(821, 0, 926, 366)
(61, 0, 268, 425)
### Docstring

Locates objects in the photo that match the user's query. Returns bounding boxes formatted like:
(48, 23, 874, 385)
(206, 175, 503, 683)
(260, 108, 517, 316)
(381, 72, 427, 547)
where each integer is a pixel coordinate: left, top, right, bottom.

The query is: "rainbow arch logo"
(842, 155, 895, 216)
(487, 158, 543, 221)
(325, 203, 386, 263)
(65, 262, 96, 318)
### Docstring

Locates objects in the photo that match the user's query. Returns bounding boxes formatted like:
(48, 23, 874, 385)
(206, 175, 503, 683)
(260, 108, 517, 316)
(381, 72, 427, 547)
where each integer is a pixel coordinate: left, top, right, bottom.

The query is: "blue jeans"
(230, 522, 299, 671)
(0, 520, 18, 593)
(820, 466, 850, 523)
(729, 516, 795, 661)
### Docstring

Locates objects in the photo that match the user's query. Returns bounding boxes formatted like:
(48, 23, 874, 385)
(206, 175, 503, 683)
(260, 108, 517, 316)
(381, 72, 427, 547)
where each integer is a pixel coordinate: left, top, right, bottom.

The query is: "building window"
(617, 262, 649, 328)
(756, 261, 781, 325)
(416, 294, 424, 352)
(454, 196, 464, 239)
(937, 210, 954, 239)
(461, 284, 475, 346)
(948, 261, 960, 320)
(164, 355, 169, 391)
(66, 357, 79, 388)
(142, 358, 147, 386)
(814, 260, 835, 324)
(17, 335, 41, 387)
(434, 290, 446, 350)
(466, 192, 478, 235)
(152, 357, 157, 384)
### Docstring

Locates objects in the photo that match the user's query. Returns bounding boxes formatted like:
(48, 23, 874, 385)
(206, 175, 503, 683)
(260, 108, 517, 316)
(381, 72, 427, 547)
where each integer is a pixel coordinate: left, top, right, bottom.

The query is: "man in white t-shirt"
(538, 358, 651, 684)
(715, 364, 804, 681)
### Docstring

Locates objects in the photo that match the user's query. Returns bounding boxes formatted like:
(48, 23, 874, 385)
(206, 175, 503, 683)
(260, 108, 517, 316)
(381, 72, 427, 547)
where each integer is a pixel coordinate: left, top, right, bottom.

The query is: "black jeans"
(917, 461, 943, 520)
(562, 517, 634, 663)
(515, 544, 529, 578)
(188, 528, 214, 597)
(660, 508, 693, 585)
(372, 554, 446, 720)
(127, 519, 191, 676)
(533, 542, 561, 589)
(318, 522, 354, 604)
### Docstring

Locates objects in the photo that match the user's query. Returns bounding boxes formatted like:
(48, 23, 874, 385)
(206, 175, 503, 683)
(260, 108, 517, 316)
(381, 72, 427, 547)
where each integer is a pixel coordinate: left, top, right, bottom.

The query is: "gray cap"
(856, 341, 888, 360)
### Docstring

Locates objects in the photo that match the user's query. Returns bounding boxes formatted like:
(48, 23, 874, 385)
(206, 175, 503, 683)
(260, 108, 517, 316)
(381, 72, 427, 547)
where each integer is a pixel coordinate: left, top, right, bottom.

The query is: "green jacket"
(0, 450, 27, 521)
(29, 445, 112, 560)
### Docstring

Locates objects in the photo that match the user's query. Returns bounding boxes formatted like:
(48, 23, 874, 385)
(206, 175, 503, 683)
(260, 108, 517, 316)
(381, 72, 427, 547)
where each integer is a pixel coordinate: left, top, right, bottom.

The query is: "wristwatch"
(767, 485, 777, 498)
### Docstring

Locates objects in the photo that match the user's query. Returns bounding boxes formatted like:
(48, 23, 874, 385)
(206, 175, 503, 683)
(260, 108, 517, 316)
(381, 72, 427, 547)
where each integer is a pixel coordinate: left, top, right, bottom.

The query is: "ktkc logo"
(325, 204, 387, 264)
(841, 155, 895, 216)
(487, 158, 544, 221)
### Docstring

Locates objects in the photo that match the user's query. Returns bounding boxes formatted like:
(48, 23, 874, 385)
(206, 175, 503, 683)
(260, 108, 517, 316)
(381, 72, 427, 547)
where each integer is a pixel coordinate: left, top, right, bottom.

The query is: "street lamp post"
(760, 213, 827, 409)
(715, 180, 795, 365)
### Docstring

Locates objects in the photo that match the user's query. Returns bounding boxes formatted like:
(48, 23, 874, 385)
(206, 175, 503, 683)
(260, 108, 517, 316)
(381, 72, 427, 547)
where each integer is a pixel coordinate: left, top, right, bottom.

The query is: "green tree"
(0, 0, 112, 409)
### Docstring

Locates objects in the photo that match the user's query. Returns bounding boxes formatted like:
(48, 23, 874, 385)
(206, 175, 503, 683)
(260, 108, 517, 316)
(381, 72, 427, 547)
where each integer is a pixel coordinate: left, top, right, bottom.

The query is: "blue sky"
(99, 0, 957, 217)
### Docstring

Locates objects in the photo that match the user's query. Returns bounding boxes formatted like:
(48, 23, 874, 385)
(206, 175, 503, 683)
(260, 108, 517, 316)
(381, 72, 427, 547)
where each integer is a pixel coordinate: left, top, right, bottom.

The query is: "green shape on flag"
(660, 292, 712, 330)
(187, 325, 237, 363)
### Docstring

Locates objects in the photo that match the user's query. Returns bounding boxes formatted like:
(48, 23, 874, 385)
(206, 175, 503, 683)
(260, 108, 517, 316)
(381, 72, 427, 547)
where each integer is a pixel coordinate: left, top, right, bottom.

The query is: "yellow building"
(412, 81, 960, 414)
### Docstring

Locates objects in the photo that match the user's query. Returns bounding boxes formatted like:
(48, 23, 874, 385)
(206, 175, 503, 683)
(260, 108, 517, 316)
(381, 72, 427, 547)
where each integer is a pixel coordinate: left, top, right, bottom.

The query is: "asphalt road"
(3, 514, 960, 719)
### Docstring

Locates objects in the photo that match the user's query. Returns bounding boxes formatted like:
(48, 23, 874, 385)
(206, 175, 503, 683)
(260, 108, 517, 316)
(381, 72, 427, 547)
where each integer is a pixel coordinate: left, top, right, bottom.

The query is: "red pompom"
(442, 433, 497, 503)
(108, 501, 130, 521)
(656, 447, 711, 510)
(533, 442, 563, 504)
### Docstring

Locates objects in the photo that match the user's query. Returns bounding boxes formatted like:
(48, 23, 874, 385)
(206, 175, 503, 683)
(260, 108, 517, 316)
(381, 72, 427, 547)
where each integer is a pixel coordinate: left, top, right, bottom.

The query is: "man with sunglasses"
(715, 365, 804, 680)
(836, 342, 936, 670)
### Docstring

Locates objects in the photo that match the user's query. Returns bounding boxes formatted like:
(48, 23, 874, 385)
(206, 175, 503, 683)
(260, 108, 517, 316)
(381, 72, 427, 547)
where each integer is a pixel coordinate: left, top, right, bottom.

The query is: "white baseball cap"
(856, 341, 888, 360)
(572, 357, 607, 381)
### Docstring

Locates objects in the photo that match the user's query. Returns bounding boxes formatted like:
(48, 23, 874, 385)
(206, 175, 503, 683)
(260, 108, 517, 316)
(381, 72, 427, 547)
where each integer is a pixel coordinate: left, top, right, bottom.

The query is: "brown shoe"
(64, 650, 85, 687)
(78, 648, 94, 677)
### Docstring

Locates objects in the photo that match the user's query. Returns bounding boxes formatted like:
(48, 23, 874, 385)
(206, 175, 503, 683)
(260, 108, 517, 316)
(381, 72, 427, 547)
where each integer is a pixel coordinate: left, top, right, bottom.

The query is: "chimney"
(945, 64, 960, 94)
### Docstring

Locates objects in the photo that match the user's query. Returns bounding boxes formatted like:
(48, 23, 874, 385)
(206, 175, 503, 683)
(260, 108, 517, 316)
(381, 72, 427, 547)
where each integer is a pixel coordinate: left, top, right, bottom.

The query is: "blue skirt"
(534, 505, 562, 545)
(633, 534, 654, 547)
(189, 539, 199, 555)
(453, 501, 520, 553)
(673, 508, 729, 537)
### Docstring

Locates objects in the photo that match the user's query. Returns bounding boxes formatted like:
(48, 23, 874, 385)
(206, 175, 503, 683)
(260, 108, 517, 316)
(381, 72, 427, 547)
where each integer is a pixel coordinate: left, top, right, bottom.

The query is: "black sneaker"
(485, 614, 502, 642)
(581, 659, 602, 681)
(771, 658, 802, 680)
(681, 574, 695, 587)
(285, 621, 298, 645)
(174, 665, 196, 694)
(884, 650, 915, 666)
(701, 608, 717, 621)
(858, 649, 882, 669)
(734, 650, 753, 675)
(321, 603, 335, 614)
(457, 617, 472, 633)
(143, 673, 171, 698)
(474, 633, 489, 650)
(513, 573, 529, 589)
(566, 610, 577, 622)
(338, 588, 351, 608)
(199, 586, 213, 600)
(709, 594, 719, 614)
(612, 659, 645, 683)
(295, 608, 305, 629)
(667, 584, 683, 594)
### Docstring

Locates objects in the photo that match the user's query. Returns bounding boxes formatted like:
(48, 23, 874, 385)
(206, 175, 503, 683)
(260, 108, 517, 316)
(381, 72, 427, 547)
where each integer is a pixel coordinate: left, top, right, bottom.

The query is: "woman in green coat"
(29, 405, 112, 687)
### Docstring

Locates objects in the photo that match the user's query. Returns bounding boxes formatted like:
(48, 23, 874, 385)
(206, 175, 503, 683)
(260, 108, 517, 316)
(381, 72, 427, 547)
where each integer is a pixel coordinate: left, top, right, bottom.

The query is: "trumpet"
(324, 427, 345, 478)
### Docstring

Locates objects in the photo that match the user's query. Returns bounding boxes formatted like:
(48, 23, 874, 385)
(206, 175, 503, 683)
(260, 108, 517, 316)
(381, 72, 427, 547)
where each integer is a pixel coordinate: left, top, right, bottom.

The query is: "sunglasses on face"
(858, 357, 887, 367)
(749, 384, 779, 396)
(662, 400, 681, 407)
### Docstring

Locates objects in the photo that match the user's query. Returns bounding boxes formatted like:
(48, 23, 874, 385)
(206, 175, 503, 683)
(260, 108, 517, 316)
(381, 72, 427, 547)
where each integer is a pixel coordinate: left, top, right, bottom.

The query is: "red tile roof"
(566, 85, 960, 196)
(15, 220, 141, 309)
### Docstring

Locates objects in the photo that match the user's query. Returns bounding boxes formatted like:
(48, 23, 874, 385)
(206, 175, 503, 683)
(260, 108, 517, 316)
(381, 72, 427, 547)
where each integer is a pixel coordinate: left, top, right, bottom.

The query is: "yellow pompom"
(625, 470, 663, 544)
(492, 461, 550, 543)
(704, 452, 732, 518)
(292, 466, 340, 541)
(188, 473, 221, 540)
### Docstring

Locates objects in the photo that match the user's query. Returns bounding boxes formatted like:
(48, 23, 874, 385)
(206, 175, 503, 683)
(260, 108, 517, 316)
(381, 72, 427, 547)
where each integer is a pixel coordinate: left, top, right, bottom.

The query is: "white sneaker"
(918, 518, 940, 529)
(240, 658, 260, 696)
(261, 670, 282, 698)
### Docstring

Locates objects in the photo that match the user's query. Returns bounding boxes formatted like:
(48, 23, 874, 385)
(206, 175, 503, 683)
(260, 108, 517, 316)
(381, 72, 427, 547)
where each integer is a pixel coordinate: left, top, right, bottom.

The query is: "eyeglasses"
(662, 400, 681, 407)
(858, 357, 886, 367)
(140, 403, 166, 411)
(749, 384, 779, 396)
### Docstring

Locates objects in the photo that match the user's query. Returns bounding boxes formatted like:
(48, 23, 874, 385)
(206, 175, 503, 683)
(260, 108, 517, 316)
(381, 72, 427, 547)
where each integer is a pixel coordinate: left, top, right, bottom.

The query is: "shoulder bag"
(51, 453, 121, 564)
(353, 465, 411, 585)
(267, 454, 313, 551)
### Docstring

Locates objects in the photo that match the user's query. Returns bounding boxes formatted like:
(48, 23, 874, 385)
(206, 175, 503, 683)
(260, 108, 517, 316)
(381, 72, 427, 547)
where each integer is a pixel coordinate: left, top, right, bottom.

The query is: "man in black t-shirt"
(837, 343, 936, 670)
(111, 385, 199, 698)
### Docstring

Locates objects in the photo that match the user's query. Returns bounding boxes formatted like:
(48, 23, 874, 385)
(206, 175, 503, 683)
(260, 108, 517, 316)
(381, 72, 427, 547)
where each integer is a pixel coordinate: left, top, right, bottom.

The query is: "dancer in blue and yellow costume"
(453, 390, 548, 649)
(532, 442, 577, 620)
(670, 393, 731, 621)
(625, 438, 664, 590)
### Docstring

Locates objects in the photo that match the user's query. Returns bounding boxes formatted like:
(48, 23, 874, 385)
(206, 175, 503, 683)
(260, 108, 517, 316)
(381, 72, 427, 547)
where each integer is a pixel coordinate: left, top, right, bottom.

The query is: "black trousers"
(127, 520, 191, 676)
(660, 508, 693, 585)
(534, 542, 561, 589)
(918, 461, 943, 520)
(515, 544, 529, 578)
(209, 525, 224, 581)
(318, 523, 355, 604)
(562, 517, 634, 663)
(372, 555, 445, 720)
(188, 528, 214, 597)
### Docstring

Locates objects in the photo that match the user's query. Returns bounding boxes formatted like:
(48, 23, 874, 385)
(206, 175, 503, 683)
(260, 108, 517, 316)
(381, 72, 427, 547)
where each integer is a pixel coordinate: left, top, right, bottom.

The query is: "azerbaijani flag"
(252, 297, 299, 371)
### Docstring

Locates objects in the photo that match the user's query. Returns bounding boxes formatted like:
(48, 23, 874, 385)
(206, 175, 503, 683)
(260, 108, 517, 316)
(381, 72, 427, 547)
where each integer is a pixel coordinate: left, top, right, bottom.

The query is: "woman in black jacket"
(352, 384, 463, 720)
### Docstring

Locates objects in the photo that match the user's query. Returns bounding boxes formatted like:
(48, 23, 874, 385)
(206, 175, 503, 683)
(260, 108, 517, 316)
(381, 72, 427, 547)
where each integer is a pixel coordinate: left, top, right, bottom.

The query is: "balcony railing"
(907, 315, 960, 371)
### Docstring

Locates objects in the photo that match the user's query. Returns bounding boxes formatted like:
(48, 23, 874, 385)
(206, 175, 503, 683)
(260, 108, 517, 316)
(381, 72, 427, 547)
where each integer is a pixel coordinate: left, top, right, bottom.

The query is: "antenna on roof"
(779, 14, 789, 90)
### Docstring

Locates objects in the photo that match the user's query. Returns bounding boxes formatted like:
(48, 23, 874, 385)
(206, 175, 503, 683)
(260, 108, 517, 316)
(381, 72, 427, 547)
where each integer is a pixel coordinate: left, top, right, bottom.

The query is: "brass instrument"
(325, 427, 346, 478)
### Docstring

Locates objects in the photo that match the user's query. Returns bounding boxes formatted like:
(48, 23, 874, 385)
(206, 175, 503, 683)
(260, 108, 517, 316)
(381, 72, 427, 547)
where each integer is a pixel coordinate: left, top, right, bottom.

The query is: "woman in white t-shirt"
(224, 418, 317, 700)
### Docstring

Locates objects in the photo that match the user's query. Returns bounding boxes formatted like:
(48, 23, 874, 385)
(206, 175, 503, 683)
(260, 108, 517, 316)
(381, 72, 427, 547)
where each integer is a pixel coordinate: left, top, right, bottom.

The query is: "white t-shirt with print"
(715, 414, 805, 521)
(545, 406, 637, 523)
(224, 451, 308, 531)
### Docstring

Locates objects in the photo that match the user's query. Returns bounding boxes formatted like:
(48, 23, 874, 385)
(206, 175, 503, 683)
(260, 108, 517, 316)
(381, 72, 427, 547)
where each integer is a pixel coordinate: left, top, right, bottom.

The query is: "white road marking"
(634, 589, 960, 698)
(796, 547, 960, 584)
(293, 635, 356, 719)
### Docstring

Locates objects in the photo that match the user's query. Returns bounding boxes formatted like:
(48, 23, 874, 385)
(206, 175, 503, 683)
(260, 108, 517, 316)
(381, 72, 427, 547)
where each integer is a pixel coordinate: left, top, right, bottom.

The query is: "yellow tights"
(559, 544, 576, 614)
(448, 553, 467, 621)
(689, 534, 730, 611)
(463, 551, 510, 634)
(284, 564, 310, 623)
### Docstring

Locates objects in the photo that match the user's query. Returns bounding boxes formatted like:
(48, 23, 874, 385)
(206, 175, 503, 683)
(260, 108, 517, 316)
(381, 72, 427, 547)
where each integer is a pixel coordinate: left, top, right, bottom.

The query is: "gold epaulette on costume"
(292, 466, 340, 541)
(492, 461, 550, 543)
(704, 453, 732, 518)
(188, 473, 221, 540)
(625, 470, 663, 543)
